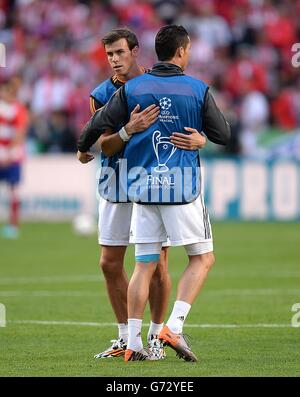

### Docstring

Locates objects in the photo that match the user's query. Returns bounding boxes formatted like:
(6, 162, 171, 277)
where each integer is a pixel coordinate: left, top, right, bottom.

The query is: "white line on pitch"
(0, 291, 101, 297)
(204, 289, 300, 296)
(0, 288, 299, 297)
(0, 275, 102, 285)
(1, 273, 300, 286)
(0, 273, 300, 286)
(10, 320, 294, 328)
(210, 271, 300, 279)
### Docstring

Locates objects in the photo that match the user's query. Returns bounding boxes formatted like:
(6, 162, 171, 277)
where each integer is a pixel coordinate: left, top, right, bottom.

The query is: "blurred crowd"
(0, 0, 300, 157)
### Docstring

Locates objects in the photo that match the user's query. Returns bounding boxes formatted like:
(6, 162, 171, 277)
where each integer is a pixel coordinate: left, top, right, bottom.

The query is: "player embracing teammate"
(78, 25, 230, 362)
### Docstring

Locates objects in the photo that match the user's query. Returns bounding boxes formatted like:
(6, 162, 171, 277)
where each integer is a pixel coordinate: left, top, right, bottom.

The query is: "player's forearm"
(100, 132, 125, 157)
(77, 109, 117, 152)
(77, 117, 104, 152)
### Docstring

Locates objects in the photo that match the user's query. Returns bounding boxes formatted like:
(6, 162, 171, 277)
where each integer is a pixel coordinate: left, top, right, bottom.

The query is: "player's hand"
(77, 150, 94, 163)
(170, 127, 206, 150)
(124, 104, 160, 136)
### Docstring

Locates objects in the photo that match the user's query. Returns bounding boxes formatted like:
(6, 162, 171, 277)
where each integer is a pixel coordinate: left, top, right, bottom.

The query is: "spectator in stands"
(0, 0, 299, 156)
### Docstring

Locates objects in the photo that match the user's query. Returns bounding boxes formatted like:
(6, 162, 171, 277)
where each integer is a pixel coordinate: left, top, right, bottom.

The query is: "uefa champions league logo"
(152, 98, 176, 172)
(152, 130, 177, 173)
(158, 96, 180, 124)
(159, 97, 172, 110)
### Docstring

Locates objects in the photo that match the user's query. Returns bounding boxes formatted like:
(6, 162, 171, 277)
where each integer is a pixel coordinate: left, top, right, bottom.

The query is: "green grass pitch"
(0, 222, 299, 376)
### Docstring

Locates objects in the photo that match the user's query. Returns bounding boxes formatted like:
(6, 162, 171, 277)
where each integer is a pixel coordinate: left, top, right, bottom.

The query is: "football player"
(0, 78, 28, 239)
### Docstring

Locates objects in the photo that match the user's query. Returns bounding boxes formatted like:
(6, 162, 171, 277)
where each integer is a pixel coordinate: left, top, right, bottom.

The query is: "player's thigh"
(98, 198, 133, 245)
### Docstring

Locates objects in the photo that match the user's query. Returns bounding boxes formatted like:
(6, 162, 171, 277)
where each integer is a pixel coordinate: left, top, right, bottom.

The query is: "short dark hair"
(155, 25, 189, 61)
(102, 28, 139, 51)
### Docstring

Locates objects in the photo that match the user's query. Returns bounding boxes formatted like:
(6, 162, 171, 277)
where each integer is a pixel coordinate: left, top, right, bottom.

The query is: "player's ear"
(132, 46, 139, 57)
(175, 47, 184, 59)
(179, 47, 185, 58)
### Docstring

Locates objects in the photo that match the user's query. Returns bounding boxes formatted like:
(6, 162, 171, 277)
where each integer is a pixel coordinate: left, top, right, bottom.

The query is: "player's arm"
(11, 106, 28, 146)
(100, 104, 160, 157)
(202, 89, 231, 145)
(77, 94, 119, 163)
(77, 86, 159, 159)
(90, 94, 129, 157)
(77, 87, 129, 157)
(91, 93, 160, 158)
(77, 96, 104, 163)
(170, 128, 206, 150)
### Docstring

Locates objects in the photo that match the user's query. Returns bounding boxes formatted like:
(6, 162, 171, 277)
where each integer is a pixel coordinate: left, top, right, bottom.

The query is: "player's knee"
(152, 263, 169, 286)
(151, 267, 164, 285)
(202, 252, 215, 272)
(153, 248, 169, 279)
(99, 257, 123, 278)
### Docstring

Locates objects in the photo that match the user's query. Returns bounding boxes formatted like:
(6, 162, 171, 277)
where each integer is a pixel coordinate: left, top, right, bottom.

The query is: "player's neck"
(164, 58, 184, 71)
(116, 64, 144, 83)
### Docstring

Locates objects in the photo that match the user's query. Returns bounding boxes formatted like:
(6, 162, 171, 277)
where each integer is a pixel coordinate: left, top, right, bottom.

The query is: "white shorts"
(130, 195, 213, 249)
(98, 198, 133, 246)
(98, 198, 170, 247)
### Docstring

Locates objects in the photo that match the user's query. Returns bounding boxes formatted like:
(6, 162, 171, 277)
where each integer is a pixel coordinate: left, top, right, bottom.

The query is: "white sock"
(127, 319, 143, 351)
(118, 323, 128, 343)
(166, 300, 191, 334)
(147, 321, 164, 341)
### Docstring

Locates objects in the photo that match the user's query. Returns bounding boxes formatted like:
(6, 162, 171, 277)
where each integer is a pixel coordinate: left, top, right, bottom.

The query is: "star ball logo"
(158, 97, 179, 124)
(0, 42, 6, 67)
(159, 97, 172, 110)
